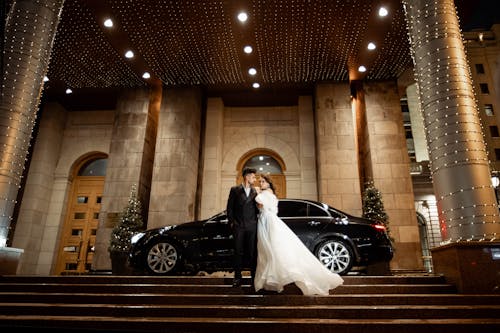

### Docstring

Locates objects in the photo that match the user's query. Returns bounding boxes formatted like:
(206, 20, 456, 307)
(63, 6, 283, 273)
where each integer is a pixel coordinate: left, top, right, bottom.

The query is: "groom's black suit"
(226, 184, 259, 282)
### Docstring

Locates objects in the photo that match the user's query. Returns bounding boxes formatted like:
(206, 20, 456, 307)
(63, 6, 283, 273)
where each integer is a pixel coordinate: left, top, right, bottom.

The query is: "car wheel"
(315, 239, 353, 275)
(144, 240, 181, 275)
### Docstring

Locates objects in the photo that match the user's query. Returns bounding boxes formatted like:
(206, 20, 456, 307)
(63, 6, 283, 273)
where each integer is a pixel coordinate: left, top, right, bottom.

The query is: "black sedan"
(128, 198, 393, 275)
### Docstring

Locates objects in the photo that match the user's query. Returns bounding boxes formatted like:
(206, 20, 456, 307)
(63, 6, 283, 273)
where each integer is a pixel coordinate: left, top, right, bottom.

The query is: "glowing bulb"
(244, 45, 253, 54)
(252, 83, 260, 88)
(104, 18, 113, 27)
(125, 50, 134, 58)
(248, 68, 257, 75)
(142, 72, 150, 79)
(43, 76, 49, 82)
(379, 7, 388, 17)
(358, 65, 367, 72)
(237, 12, 248, 22)
(367, 42, 376, 50)
(65, 88, 72, 94)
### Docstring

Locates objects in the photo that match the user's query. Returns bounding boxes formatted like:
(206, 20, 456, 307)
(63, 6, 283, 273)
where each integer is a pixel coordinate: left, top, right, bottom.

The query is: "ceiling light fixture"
(125, 50, 134, 58)
(104, 18, 113, 27)
(358, 66, 367, 72)
(237, 12, 248, 22)
(378, 7, 388, 17)
(142, 72, 151, 79)
(248, 68, 257, 75)
(244, 45, 253, 54)
(65, 88, 73, 94)
(367, 42, 376, 50)
(43, 76, 49, 82)
(252, 83, 260, 88)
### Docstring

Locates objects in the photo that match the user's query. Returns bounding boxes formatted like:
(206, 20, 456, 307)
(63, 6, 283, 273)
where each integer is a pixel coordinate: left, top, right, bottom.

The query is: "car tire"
(144, 240, 181, 275)
(315, 239, 354, 275)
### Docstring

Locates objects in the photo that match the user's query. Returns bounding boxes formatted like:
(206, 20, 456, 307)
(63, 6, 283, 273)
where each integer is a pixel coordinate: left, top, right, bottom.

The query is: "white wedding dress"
(254, 190, 344, 295)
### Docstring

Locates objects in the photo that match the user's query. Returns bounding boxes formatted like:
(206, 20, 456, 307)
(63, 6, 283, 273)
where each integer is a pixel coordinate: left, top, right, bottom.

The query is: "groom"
(226, 167, 259, 287)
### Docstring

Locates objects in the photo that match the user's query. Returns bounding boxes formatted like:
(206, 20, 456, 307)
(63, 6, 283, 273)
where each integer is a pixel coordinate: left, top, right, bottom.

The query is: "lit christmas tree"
(108, 184, 144, 253)
(362, 181, 393, 242)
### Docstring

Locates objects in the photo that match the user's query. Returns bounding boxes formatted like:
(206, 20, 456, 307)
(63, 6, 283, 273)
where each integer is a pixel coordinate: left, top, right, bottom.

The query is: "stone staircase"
(0, 274, 499, 332)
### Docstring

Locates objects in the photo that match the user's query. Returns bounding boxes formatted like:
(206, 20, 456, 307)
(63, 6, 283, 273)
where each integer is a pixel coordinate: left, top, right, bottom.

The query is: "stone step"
(0, 315, 499, 333)
(0, 282, 457, 295)
(1, 303, 499, 319)
(1, 292, 499, 306)
(0, 274, 447, 285)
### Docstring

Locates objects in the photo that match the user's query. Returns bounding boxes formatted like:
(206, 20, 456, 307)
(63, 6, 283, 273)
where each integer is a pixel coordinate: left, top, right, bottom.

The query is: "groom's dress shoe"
(232, 278, 242, 287)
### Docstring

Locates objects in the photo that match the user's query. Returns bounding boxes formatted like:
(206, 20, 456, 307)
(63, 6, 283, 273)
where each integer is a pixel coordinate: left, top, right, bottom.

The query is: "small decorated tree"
(362, 180, 393, 243)
(109, 184, 144, 254)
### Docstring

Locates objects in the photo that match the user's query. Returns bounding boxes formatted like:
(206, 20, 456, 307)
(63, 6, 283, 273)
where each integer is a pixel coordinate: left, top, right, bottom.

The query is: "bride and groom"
(226, 167, 344, 296)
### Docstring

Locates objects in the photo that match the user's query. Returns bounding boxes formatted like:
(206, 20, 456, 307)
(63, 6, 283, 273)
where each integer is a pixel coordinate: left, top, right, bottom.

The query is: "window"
(475, 63, 485, 74)
(485, 104, 494, 116)
(308, 204, 329, 217)
(78, 158, 107, 176)
(278, 200, 307, 217)
(480, 83, 490, 94)
(490, 126, 499, 138)
(244, 155, 282, 174)
(495, 149, 500, 161)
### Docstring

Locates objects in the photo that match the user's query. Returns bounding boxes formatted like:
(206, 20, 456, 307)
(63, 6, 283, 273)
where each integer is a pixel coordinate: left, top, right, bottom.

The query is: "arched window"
(77, 158, 107, 176)
(243, 155, 282, 174)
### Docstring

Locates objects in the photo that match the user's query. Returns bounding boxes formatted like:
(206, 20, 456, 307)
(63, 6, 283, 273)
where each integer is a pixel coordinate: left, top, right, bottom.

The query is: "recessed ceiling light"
(43, 76, 49, 82)
(125, 50, 134, 58)
(65, 88, 72, 94)
(358, 66, 367, 72)
(248, 68, 257, 75)
(142, 72, 151, 79)
(252, 83, 260, 88)
(378, 7, 388, 17)
(244, 45, 253, 54)
(104, 18, 113, 27)
(367, 42, 376, 50)
(237, 12, 248, 22)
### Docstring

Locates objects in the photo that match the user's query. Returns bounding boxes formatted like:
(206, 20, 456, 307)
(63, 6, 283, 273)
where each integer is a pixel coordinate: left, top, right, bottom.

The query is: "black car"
(128, 198, 393, 275)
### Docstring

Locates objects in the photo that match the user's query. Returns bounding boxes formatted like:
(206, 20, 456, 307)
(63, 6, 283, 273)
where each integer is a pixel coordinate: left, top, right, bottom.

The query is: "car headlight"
(131, 232, 145, 245)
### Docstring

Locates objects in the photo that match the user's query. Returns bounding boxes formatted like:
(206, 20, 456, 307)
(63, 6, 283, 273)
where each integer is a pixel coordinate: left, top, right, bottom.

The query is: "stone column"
(199, 98, 224, 219)
(315, 83, 362, 215)
(362, 81, 421, 270)
(0, 0, 64, 247)
(93, 88, 158, 271)
(148, 87, 202, 228)
(298, 96, 318, 201)
(403, 0, 500, 242)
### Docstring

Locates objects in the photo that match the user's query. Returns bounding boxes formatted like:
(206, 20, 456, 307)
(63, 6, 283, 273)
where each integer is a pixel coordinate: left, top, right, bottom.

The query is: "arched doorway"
(55, 154, 107, 275)
(237, 149, 286, 198)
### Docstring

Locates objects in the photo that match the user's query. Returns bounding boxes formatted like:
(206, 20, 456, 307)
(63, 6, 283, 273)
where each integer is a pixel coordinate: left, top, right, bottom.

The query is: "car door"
(278, 200, 331, 249)
(200, 213, 234, 268)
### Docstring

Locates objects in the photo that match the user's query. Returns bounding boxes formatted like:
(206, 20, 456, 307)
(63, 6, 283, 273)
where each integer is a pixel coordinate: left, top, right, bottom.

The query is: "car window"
(308, 204, 329, 217)
(278, 200, 307, 217)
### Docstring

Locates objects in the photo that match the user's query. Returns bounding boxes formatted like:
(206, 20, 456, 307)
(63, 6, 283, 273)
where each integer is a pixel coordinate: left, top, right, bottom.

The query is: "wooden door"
(55, 177, 103, 275)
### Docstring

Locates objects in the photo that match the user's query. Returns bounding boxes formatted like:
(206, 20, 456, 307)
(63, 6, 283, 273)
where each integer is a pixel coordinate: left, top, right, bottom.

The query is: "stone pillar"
(315, 83, 362, 215)
(363, 81, 422, 270)
(199, 98, 224, 219)
(93, 88, 157, 271)
(148, 87, 202, 228)
(406, 83, 429, 162)
(403, 0, 500, 241)
(0, 0, 64, 247)
(298, 96, 318, 201)
(11, 102, 67, 275)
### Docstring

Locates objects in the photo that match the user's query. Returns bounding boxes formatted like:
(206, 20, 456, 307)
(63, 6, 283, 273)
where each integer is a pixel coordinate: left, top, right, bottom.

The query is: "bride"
(253, 174, 344, 296)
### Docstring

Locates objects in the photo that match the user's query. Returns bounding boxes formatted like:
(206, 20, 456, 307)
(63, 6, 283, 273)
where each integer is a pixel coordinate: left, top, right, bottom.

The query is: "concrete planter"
(0, 247, 24, 275)
(431, 241, 500, 294)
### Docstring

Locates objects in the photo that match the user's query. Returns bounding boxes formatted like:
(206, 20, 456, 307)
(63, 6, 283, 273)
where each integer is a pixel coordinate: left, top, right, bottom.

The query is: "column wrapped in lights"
(402, 0, 500, 242)
(0, 0, 64, 246)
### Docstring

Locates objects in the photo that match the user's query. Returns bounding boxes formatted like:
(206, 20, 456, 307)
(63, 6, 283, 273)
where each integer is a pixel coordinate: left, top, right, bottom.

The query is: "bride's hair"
(261, 174, 275, 193)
